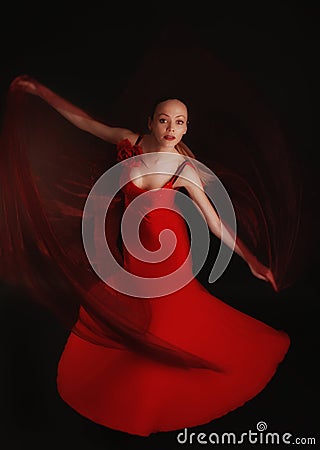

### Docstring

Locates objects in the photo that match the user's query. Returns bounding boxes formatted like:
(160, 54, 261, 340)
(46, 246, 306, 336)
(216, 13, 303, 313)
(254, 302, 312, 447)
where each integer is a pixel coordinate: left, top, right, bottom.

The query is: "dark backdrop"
(1, 3, 318, 449)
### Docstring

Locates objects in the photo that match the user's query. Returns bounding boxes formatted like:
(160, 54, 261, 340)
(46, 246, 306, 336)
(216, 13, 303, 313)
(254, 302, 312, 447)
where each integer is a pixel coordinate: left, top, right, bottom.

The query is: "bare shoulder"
(174, 161, 204, 191)
(107, 129, 140, 146)
(119, 130, 141, 145)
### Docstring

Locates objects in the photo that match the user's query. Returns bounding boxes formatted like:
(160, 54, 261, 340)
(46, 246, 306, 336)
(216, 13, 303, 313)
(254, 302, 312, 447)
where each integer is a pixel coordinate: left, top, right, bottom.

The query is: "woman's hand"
(248, 257, 278, 292)
(10, 75, 42, 96)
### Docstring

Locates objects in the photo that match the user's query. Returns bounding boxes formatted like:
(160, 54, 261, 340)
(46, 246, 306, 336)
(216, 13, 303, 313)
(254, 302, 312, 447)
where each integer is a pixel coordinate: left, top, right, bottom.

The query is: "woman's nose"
(166, 123, 174, 131)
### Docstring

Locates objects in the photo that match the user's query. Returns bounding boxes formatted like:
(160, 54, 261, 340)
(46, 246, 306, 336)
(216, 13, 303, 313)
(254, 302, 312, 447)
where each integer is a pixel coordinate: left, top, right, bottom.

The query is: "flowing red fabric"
(0, 89, 223, 370)
(0, 42, 312, 373)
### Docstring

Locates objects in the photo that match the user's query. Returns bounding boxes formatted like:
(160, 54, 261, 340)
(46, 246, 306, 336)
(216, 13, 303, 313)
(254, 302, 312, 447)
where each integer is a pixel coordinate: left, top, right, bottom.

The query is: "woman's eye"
(159, 118, 184, 125)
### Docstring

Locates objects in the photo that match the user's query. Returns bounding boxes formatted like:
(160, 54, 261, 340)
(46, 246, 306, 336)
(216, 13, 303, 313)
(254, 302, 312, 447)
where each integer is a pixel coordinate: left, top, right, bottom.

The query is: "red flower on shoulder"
(116, 138, 143, 162)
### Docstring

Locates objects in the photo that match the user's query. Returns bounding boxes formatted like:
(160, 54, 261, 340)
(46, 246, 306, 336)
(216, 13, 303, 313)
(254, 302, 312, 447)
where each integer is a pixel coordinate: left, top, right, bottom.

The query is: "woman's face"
(148, 99, 188, 148)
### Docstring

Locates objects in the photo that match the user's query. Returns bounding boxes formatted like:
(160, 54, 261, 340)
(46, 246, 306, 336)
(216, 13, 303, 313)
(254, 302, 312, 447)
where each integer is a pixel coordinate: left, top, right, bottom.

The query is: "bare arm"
(9, 75, 137, 145)
(175, 164, 278, 291)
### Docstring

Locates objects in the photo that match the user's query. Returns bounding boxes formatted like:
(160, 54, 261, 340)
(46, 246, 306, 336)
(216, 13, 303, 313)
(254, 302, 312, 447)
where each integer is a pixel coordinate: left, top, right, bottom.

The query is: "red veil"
(0, 37, 314, 371)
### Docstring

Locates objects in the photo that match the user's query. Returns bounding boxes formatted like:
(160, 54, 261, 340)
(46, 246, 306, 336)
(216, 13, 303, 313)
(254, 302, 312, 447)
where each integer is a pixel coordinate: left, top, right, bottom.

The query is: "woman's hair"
(149, 96, 189, 119)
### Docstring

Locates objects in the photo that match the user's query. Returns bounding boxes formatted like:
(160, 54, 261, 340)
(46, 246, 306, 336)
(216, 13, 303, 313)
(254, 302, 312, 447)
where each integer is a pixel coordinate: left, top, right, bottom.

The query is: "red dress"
(56, 142, 290, 436)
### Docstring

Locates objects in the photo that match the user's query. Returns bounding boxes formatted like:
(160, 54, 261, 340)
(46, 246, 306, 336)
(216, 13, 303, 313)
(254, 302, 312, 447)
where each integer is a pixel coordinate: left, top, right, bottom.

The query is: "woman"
(1, 75, 290, 436)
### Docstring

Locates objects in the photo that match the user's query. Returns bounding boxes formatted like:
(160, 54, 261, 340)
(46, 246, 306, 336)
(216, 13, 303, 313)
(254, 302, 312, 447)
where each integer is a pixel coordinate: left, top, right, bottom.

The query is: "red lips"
(164, 135, 175, 141)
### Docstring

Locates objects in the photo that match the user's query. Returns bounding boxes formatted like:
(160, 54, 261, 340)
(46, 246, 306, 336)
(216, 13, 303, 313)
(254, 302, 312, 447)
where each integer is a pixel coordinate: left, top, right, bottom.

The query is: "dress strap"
(167, 159, 191, 186)
(134, 135, 143, 146)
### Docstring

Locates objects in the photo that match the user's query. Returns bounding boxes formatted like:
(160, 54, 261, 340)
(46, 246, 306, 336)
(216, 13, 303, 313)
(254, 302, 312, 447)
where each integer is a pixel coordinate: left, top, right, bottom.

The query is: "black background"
(1, 2, 319, 449)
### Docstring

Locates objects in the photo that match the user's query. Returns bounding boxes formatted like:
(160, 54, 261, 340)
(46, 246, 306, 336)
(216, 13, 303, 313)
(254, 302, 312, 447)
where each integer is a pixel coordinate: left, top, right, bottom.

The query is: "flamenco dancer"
(0, 75, 292, 436)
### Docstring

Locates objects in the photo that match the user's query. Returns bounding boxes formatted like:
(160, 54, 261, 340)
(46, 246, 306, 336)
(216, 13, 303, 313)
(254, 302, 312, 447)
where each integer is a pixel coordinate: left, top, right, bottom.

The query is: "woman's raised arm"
(175, 164, 278, 291)
(9, 75, 137, 145)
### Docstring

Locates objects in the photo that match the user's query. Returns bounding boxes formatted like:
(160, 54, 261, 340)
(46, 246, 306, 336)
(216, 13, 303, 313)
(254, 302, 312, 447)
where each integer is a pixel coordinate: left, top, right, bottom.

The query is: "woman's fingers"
(266, 269, 279, 292)
(10, 75, 37, 91)
(250, 261, 279, 292)
(10, 77, 38, 94)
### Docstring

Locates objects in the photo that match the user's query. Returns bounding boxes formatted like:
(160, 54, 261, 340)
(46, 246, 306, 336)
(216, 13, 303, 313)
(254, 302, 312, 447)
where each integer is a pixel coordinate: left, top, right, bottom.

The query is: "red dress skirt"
(57, 174, 290, 436)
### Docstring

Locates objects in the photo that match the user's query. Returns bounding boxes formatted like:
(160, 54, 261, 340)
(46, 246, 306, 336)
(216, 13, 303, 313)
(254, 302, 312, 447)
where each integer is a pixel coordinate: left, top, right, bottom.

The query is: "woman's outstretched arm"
(9, 75, 137, 145)
(175, 164, 278, 291)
